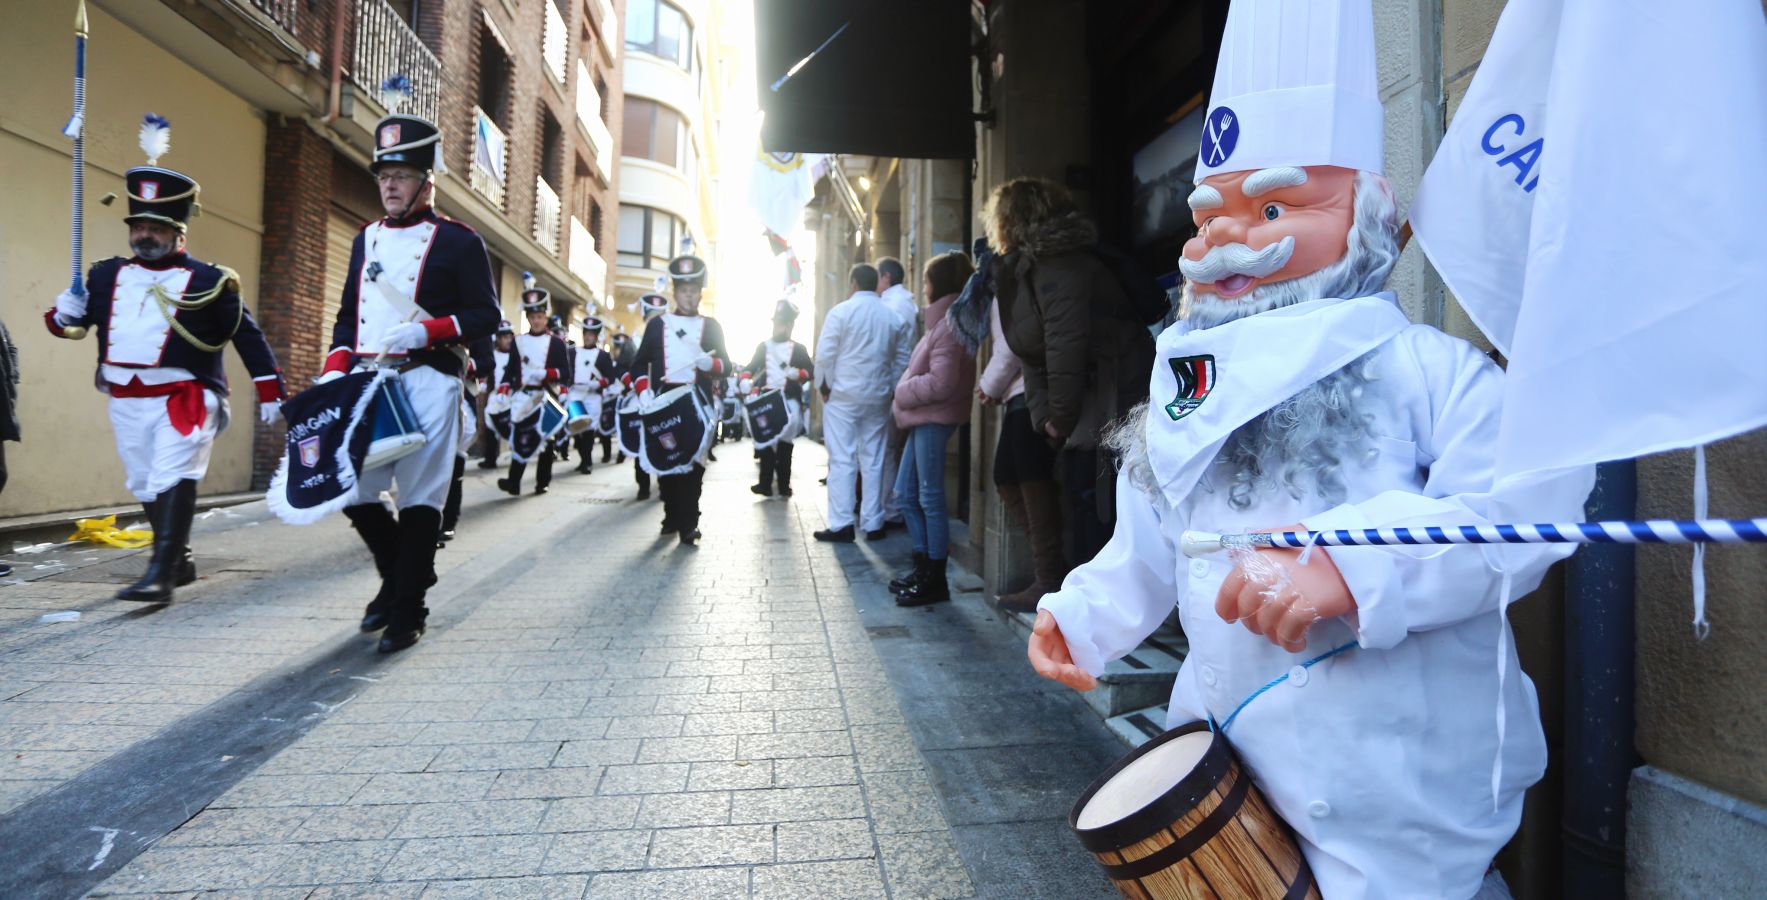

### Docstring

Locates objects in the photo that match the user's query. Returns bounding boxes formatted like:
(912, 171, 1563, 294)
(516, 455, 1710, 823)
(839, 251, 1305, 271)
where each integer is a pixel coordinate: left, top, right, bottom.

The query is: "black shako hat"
(123, 115, 199, 230)
(667, 254, 707, 286)
(772, 299, 800, 324)
(372, 114, 443, 174)
(520, 272, 550, 312)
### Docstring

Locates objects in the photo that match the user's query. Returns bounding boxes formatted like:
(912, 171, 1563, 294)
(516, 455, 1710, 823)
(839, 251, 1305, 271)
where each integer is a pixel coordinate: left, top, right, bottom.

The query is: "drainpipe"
(1562, 459, 1638, 897)
(324, 0, 349, 124)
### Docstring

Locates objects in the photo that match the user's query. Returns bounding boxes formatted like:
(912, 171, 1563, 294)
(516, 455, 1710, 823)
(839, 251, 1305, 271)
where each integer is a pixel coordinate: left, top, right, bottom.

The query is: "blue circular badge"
(1199, 106, 1240, 169)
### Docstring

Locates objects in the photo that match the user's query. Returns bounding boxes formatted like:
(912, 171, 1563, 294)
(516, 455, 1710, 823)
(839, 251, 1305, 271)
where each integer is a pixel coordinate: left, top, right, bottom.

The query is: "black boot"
(380, 506, 440, 653)
(777, 444, 795, 497)
(896, 557, 951, 607)
(499, 461, 525, 495)
(344, 503, 400, 632)
(890, 552, 928, 594)
(117, 480, 196, 603)
(142, 498, 197, 586)
(439, 456, 466, 546)
(535, 450, 554, 495)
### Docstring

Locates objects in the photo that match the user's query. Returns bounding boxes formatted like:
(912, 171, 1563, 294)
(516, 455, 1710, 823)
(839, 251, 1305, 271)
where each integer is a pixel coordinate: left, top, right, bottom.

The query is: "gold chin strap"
(148, 264, 243, 353)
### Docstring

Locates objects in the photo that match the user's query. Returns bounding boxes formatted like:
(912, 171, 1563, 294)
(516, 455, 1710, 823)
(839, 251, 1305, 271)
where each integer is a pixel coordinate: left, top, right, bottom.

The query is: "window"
(616, 204, 688, 269)
(625, 0, 692, 71)
(477, 21, 513, 127)
(621, 97, 687, 170)
(539, 107, 564, 192)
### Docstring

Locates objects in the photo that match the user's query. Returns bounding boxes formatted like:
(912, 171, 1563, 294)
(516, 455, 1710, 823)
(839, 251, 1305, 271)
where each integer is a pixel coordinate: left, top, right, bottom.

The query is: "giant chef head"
(1178, 0, 1399, 331)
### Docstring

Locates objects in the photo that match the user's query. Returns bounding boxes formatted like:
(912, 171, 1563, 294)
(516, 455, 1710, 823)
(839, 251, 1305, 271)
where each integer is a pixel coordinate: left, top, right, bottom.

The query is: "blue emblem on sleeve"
(1200, 107, 1240, 169)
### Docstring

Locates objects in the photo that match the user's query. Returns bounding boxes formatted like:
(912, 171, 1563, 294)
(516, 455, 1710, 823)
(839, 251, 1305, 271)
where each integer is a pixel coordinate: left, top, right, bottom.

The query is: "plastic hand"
(381, 322, 429, 353)
(1214, 534, 1356, 652)
(258, 400, 282, 425)
(55, 289, 87, 323)
(315, 370, 346, 385)
(1027, 610, 1097, 692)
(694, 352, 716, 372)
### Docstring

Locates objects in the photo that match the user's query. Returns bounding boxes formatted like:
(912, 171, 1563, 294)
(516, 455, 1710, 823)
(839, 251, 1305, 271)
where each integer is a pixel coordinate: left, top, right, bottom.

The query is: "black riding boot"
(777, 442, 795, 497)
(439, 456, 466, 545)
(117, 480, 197, 603)
(500, 461, 526, 495)
(344, 502, 400, 631)
(380, 506, 441, 653)
(535, 449, 554, 494)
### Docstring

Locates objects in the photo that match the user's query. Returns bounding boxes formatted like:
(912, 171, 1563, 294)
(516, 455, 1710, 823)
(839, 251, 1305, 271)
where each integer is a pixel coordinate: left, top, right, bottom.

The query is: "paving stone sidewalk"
(0, 442, 1119, 899)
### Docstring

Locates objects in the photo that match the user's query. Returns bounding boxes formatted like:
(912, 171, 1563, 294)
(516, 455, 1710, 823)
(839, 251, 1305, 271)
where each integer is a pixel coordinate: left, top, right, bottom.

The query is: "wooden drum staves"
(1070, 721, 1320, 899)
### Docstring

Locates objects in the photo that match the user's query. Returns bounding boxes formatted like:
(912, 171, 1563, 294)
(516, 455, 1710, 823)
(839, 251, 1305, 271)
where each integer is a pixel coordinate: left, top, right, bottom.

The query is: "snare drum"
(363, 375, 428, 470)
(537, 393, 570, 438)
(1070, 722, 1319, 899)
(565, 399, 595, 435)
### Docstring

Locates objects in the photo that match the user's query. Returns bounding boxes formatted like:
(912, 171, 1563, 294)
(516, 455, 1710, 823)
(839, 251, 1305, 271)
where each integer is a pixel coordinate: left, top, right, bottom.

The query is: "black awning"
(754, 0, 974, 159)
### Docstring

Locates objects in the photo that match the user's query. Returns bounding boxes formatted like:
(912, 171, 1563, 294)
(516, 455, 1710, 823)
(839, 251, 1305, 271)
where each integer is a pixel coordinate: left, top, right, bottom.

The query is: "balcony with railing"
(469, 107, 508, 210)
(351, 0, 441, 123)
(594, 0, 619, 63)
(575, 61, 614, 183)
(542, 0, 569, 85)
(239, 0, 300, 35)
(533, 177, 562, 256)
(569, 217, 608, 296)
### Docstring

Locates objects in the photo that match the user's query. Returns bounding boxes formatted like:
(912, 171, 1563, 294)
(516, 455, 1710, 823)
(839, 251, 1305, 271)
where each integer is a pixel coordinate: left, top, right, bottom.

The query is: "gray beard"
(132, 238, 175, 261)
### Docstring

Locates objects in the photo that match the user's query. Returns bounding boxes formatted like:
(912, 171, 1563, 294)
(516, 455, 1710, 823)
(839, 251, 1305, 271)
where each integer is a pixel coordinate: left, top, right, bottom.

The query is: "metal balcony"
(575, 61, 615, 184)
(351, 0, 440, 123)
(469, 107, 508, 211)
(533, 177, 562, 256)
(569, 217, 608, 298)
(239, 0, 300, 35)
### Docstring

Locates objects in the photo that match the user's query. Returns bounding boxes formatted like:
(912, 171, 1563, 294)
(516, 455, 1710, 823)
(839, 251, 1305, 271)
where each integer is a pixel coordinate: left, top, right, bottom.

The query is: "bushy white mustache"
(1178, 236, 1295, 284)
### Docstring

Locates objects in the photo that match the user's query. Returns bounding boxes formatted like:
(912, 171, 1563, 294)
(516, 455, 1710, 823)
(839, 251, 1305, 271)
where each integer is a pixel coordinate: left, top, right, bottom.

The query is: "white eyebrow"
(1242, 167, 1309, 198)
(1187, 185, 1224, 211)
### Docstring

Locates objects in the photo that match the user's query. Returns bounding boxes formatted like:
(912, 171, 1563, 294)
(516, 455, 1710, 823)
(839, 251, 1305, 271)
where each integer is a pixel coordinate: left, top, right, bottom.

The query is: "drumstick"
(1180, 518, 1767, 558)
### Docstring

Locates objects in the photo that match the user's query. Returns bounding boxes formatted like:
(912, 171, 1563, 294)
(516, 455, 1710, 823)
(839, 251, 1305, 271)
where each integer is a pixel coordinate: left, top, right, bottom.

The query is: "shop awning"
(754, 0, 974, 159)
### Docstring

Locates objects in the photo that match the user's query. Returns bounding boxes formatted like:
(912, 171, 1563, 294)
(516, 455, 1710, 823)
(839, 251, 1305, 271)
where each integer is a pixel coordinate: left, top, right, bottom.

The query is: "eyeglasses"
(375, 172, 424, 186)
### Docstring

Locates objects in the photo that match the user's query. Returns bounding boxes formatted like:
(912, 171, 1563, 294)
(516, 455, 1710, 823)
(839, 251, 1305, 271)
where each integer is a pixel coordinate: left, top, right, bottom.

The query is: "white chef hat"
(1193, 0, 1384, 183)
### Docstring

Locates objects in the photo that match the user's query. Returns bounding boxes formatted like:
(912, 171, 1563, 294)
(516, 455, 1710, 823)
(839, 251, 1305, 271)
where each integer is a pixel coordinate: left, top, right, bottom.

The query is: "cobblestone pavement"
(0, 441, 1120, 899)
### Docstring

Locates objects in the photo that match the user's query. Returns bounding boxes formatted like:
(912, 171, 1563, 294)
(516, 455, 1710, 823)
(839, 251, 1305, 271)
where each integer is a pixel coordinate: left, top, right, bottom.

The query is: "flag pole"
(1180, 518, 1767, 558)
(62, 0, 91, 340)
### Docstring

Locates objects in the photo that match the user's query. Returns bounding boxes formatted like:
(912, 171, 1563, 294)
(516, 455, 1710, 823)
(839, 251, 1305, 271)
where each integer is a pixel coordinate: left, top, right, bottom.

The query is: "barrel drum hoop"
(1073, 722, 1234, 852)
(1282, 853, 1320, 900)
(1098, 767, 1252, 881)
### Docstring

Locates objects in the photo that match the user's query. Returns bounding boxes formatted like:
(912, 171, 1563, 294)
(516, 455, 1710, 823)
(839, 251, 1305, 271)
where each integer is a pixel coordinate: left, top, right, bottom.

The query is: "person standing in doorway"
(813, 263, 912, 542)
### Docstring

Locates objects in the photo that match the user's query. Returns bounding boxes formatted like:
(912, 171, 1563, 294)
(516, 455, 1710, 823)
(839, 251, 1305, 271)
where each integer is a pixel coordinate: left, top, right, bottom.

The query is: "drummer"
(497, 279, 570, 496)
(617, 296, 667, 501)
(626, 255, 729, 545)
(550, 315, 574, 465)
(477, 320, 515, 469)
(741, 299, 814, 498)
(566, 315, 617, 474)
(315, 111, 501, 653)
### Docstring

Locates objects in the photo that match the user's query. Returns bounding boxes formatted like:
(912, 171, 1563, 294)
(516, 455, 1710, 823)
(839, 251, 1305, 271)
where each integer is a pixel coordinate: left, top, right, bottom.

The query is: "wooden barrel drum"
(1070, 721, 1321, 899)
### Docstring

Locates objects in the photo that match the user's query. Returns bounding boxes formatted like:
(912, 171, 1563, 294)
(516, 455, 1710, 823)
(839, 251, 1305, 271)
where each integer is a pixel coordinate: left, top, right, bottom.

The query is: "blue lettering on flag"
(1481, 113, 1542, 193)
(1200, 107, 1239, 168)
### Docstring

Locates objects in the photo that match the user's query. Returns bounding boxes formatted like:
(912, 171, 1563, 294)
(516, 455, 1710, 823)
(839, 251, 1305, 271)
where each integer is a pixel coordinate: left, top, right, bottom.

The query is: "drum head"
(1074, 730, 1213, 831)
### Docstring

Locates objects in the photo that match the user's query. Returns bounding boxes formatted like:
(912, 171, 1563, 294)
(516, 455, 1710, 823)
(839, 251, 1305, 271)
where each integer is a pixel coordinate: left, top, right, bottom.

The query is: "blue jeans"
(893, 423, 956, 560)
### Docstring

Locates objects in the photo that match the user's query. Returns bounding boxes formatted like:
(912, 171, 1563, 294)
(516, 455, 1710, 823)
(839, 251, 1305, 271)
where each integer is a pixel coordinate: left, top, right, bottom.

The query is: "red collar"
(131, 251, 189, 271)
(382, 206, 437, 229)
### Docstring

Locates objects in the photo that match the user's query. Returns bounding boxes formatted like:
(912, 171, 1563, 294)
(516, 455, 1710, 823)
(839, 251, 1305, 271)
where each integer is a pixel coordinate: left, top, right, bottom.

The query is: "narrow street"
(0, 442, 1121, 899)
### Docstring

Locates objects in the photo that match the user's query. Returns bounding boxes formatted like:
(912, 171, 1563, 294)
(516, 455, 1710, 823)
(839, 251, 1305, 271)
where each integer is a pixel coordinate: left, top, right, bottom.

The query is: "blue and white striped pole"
(1181, 518, 1767, 558)
(64, 1, 89, 315)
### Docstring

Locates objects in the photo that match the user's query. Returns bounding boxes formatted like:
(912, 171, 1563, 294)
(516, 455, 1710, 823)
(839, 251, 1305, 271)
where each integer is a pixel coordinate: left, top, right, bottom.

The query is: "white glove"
(693, 352, 716, 372)
(315, 370, 346, 385)
(784, 368, 802, 383)
(55, 289, 87, 325)
(381, 321, 430, 353)
(258, 400, 282, 425)
(523, 368, 546, 387)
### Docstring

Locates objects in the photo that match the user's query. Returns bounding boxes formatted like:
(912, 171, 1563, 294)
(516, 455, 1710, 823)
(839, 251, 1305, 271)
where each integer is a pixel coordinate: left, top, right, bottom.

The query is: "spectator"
(888, 251, 977, 606)
(0, 318, 16, 579)
(814, 263, 913, 542)
(875, 256, 917, 531)
(984, 177, 1155, 567)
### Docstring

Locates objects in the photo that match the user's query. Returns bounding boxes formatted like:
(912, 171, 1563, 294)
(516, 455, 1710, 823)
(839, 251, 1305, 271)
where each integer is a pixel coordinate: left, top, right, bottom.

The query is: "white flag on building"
(748, 149, 822, 240)
(1410, 0, 1767, 494)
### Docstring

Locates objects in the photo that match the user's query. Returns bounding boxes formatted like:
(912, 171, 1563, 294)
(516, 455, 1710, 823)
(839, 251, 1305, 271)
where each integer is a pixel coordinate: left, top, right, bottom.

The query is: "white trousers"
(109, 391, 221, 501)
(823, 396, 890, 531)
(351, 365, 463, 511)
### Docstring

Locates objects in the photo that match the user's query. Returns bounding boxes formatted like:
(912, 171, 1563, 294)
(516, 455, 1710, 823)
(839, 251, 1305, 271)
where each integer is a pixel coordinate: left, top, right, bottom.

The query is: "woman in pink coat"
(889, 251, 977, 606)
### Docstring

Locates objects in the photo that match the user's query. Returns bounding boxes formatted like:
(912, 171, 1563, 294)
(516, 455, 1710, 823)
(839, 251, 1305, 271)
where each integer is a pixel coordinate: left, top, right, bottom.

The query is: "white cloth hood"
(1194, 0, 1384, 182)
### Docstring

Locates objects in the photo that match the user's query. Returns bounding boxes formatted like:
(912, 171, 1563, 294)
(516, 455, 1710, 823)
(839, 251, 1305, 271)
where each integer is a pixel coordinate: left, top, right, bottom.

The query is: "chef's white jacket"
(1041, 305, 1594, 900)
(815, 290, 912, 404)
(880, 283, 919, 333)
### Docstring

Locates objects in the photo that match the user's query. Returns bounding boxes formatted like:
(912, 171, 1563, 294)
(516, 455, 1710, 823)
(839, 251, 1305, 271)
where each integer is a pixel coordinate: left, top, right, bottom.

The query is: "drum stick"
(1180, 518, 1767, 558)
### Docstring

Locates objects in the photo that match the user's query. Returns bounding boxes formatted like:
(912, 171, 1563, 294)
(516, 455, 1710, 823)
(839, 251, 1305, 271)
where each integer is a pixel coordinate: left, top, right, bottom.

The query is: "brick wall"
(252, 120, 336, 487)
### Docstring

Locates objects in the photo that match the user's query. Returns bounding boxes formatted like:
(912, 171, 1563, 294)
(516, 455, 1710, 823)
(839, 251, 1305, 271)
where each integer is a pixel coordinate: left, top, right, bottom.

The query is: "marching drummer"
(616, 296, 667, 501)
(317, 111, 501, 653)
(566, 315, 617, 474)
(45, 114, 287, 605)
(477, 320, 515, 469)
(549, 316, 574, 465)
(625, 256, 729, 545)
(741, 299, 814, 498)
(497, 280, 570, 496)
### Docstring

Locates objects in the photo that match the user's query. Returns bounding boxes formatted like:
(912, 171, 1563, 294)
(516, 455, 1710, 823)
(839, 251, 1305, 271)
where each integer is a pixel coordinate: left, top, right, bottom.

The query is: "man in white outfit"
(1027, 2, 1590, 897)
(875, 257, 918, 529)
(814, 263, 911, 542)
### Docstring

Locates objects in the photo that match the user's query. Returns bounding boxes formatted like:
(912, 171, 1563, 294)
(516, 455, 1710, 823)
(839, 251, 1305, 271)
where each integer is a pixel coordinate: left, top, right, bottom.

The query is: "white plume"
(522, 271, 537, 291)
(139, 114, 171, 166)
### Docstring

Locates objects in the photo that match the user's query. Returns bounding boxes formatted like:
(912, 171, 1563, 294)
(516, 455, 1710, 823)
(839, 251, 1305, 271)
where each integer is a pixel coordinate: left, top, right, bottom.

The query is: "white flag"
(748, 149, 821, 239)
(1411, 0, 1767, 492)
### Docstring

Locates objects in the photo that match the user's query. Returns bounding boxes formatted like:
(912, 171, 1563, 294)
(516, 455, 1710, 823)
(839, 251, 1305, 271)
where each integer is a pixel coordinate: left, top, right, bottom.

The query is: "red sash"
(110, 378, 207, 435)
